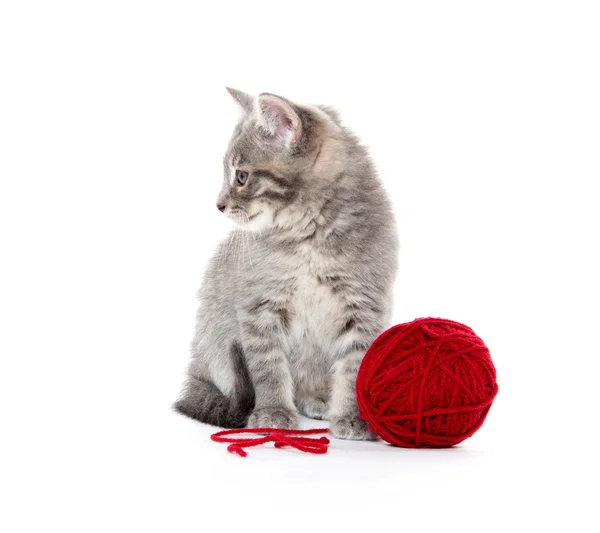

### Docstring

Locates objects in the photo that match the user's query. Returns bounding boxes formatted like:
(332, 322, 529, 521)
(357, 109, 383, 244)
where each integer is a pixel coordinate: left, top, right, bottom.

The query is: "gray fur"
(174, 89, 398, 439)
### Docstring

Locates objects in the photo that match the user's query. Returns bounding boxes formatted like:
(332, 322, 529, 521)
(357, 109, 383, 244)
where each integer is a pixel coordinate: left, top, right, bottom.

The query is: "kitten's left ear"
(257, 93, 302, 146)
(226, 87, 254, 114)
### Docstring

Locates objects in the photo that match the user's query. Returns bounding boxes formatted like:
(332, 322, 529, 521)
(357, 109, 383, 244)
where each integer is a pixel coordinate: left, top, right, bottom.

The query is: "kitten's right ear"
(226, 87, 254, 114)
(256, 93, 302, 147)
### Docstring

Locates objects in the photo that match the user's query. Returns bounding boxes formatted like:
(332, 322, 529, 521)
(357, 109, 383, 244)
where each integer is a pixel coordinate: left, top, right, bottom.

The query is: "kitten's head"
(217, 88, 343, 232)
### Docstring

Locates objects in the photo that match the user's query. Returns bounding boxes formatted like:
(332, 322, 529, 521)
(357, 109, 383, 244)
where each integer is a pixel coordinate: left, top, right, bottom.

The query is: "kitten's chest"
(286, 246, 345, 344)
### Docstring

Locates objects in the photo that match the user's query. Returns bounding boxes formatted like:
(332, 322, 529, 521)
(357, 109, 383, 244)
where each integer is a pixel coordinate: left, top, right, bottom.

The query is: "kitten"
(174, 88, 398, 439)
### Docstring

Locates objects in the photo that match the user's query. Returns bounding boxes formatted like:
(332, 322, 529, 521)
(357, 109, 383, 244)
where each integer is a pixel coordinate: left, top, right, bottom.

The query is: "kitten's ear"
(256, 93, 302, 146)
(226, 87, 254, 114)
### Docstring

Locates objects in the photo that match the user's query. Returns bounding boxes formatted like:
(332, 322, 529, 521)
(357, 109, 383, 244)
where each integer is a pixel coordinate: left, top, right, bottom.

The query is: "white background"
(1, 1, 599, 531)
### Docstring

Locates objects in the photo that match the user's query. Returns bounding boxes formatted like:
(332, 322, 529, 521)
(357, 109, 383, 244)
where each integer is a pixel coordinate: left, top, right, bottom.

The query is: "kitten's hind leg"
(174, 342, 255, 428)
(295, 378, 330, 420)
(174, 377, 247, 428)
(297, 394, 329, 420)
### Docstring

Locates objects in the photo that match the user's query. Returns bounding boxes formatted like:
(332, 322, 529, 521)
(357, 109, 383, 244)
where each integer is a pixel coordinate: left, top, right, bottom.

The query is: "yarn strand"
(211, 428, 330, 457)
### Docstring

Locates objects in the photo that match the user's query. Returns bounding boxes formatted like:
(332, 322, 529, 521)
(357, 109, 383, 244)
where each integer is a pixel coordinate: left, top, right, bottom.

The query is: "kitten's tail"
(173, 342, 255, 428)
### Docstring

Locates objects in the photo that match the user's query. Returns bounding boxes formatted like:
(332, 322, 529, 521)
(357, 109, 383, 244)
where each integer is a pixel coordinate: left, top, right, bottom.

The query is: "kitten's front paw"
(247, 407, 297, 429)
(330, 416, 377, 440)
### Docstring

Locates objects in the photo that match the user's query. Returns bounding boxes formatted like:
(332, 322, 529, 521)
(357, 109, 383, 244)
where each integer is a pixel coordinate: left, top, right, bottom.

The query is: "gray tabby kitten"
(174, 88, 398, 439)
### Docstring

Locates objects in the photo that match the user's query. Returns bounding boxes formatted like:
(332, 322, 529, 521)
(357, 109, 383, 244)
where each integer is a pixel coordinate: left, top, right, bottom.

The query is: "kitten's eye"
(236, 170, 249, 185)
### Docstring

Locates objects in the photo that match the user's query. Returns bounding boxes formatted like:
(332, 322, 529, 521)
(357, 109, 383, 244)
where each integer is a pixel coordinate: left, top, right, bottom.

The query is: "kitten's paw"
(330, 416, 377, 440)
(298, 396, 329, 420)
(247, 407, 297, 429)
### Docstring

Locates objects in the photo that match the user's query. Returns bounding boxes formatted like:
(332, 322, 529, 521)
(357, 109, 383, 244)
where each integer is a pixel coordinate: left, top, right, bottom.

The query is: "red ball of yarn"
(356, 318, 498, 448)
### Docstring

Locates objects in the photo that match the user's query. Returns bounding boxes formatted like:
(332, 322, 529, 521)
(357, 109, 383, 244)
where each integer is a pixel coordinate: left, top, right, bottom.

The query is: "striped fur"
(174, 90, 398, 439)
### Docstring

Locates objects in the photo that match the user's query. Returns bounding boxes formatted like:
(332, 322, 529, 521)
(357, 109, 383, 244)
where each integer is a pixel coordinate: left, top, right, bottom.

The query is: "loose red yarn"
(356, 317, 498, 448)
(211, 428, 330, 457)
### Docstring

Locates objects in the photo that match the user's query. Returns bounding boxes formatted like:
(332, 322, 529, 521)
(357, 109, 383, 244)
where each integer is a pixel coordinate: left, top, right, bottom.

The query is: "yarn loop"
(211, 428, 330, 457)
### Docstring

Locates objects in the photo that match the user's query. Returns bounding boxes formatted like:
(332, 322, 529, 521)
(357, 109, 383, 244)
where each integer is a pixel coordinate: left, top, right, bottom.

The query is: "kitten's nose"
(217, 204, 226, 212)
